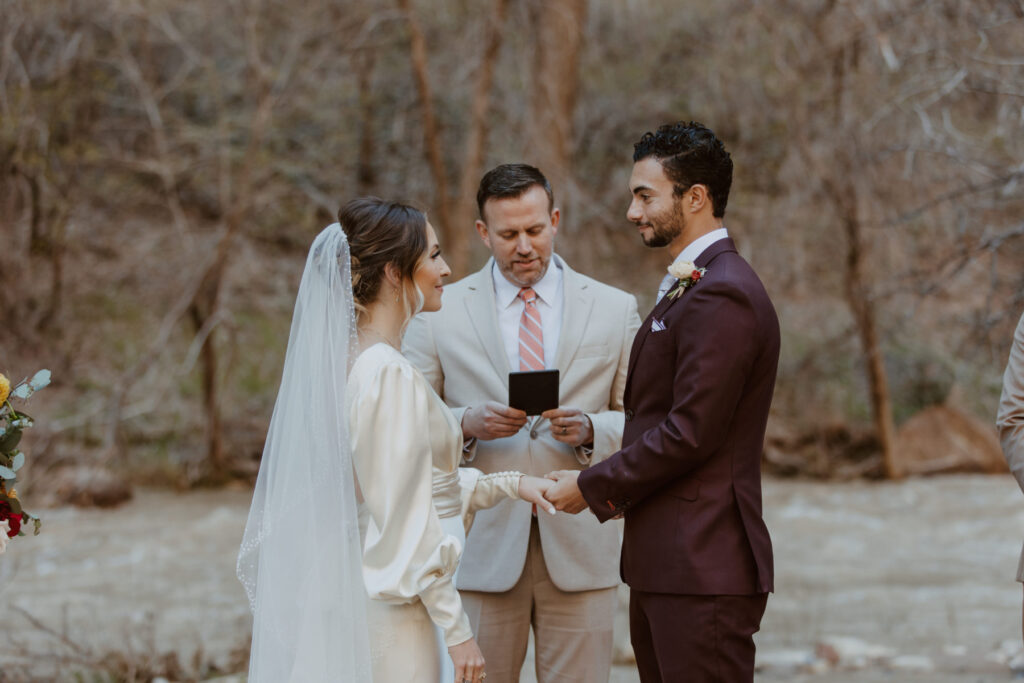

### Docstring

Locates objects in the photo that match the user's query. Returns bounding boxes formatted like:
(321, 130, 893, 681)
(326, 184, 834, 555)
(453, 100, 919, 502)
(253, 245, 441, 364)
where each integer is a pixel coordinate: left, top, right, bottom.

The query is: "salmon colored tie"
(518, 287, 545, 371)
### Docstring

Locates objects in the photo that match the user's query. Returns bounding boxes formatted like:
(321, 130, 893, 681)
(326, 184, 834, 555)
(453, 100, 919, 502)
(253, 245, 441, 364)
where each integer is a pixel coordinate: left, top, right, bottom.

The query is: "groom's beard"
(641, 200, 687, 248)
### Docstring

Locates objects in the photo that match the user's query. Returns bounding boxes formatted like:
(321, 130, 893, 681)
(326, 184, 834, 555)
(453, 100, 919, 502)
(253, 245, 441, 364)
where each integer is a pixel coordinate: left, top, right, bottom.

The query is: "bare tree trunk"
(37, 209, 67, 332)
(449, 0, 509, 275)
(526, 0, 587, 197)
(189, 262, 226, 479)
(822, 42, 900, 478)
(397, 0, 455, 250)
(841, 211, 900, 478)
(399, 0, 508, 276)
(354, 48, 378, 196)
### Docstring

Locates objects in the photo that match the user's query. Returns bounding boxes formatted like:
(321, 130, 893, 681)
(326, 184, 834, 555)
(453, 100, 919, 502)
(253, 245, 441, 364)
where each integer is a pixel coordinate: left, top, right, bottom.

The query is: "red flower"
(0, 501, 21, 537)
(691, 270, 702, 281)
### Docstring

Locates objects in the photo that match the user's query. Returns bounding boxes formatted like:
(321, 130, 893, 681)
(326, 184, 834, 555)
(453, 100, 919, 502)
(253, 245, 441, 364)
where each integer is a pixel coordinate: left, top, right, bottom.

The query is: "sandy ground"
(1, 475, 1023, 681)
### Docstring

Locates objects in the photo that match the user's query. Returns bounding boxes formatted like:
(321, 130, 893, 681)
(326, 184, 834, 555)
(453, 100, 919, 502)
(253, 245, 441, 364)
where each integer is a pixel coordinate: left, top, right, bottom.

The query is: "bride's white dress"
(347, 343, 521, 682)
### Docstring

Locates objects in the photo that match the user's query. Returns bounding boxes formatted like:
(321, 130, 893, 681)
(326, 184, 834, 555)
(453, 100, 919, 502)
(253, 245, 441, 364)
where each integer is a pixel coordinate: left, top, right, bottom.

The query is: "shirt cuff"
(574, 443, 595, 465)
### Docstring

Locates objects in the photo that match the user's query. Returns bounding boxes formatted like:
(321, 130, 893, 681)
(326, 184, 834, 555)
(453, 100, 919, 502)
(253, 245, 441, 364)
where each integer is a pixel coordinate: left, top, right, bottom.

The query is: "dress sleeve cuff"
(443, 611, 474, 648)
(418, 573, 474, 647)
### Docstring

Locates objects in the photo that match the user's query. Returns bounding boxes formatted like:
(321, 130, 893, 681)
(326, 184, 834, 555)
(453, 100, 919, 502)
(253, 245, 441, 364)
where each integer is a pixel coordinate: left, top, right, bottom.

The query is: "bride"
(238, 197, 556, 683)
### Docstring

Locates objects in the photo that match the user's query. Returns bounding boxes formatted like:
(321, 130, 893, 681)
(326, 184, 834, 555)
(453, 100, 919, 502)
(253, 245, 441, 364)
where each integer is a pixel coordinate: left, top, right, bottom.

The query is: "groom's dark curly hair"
(633, 121, 732, 218)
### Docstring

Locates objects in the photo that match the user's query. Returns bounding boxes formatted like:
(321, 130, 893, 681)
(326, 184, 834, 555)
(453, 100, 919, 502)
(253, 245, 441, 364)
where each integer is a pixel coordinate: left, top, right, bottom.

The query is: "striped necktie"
(518, 287, 545, 371)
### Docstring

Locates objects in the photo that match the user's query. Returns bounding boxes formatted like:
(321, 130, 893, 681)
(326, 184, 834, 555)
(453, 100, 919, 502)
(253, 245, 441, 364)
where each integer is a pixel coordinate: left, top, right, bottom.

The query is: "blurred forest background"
(1, 0, 1023, 499)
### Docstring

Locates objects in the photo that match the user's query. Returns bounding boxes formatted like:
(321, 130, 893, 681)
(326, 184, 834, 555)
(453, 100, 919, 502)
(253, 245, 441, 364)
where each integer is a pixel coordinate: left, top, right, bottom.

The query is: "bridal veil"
(237, 223, 372, 681)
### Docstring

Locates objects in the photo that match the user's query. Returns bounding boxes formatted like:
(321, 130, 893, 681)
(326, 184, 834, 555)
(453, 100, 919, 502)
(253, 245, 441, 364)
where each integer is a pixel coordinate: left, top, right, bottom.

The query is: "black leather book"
(508, 369, 559, 415)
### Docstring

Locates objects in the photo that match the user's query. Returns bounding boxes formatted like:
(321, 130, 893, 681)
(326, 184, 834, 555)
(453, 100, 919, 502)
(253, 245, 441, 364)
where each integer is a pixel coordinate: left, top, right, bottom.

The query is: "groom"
(545, 122, 780, 682)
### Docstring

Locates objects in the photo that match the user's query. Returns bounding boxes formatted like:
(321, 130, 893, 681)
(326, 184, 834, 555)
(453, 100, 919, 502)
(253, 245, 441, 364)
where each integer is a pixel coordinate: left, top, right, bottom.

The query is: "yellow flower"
(0, 374, 9, 404)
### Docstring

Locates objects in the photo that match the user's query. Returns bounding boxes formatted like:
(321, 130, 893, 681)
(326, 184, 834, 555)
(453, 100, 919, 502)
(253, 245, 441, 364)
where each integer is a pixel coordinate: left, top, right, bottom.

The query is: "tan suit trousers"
(460, 519, 617, 683)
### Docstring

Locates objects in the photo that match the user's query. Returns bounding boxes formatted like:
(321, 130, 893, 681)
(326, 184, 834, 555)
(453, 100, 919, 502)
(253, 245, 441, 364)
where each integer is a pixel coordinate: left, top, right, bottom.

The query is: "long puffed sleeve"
(457, 468, 522, 533)
(350, 358, 473, 648)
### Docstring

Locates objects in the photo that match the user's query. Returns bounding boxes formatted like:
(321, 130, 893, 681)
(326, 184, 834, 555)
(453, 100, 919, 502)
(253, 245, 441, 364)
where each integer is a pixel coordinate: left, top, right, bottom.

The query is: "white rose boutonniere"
(665, 261, 707, 300)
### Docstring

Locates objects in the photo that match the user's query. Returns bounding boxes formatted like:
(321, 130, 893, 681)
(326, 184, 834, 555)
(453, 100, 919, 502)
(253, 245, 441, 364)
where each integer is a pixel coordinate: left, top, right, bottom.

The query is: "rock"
(1010, 647, 1024, 673)
(895, 404, 1008, 475)
(889, 654, 935, 672)
(986, 638, 1021, 666)
(815, 636, 895, 669)
(942, 644, 968, 657)
(755, 648, 821, 672)
(42, 465, 133, 508)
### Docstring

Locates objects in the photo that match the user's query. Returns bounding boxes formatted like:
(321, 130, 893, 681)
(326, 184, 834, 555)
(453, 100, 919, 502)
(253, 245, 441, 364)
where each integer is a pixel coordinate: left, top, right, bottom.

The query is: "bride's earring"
(394, 286, 400, 303)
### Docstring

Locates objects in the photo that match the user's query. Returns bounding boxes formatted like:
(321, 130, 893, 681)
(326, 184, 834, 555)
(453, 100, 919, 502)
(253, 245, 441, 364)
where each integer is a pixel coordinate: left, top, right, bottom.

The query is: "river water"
(1, 475, 1022, 681)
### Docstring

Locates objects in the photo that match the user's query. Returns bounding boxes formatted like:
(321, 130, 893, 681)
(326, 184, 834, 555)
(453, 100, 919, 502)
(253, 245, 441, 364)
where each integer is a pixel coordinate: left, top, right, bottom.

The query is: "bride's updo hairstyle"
(338, 196, 428, 322)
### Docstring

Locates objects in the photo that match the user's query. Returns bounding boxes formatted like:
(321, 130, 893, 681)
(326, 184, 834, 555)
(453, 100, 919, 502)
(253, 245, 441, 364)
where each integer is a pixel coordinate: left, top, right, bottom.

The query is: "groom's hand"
(541, 407, 594, 448)
(462, 401, 528, 441)
(543, 470, 588, 514)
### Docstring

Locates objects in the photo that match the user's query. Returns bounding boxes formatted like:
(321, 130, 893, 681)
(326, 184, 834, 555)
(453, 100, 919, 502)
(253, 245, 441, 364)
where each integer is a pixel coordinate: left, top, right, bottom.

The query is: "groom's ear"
(475, 220, 492, 249)
(688, 184, 710, 213)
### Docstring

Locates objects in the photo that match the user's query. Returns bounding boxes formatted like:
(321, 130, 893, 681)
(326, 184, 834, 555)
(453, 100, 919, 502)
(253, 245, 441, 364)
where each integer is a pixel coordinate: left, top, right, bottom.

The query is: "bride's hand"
(448, 637, 485, 683)
(518, 475, 557, 515)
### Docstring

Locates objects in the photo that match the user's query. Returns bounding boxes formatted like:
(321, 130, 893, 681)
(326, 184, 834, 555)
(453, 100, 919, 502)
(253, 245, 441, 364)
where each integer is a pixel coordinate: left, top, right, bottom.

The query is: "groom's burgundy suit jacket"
(578, 238, 779, 595)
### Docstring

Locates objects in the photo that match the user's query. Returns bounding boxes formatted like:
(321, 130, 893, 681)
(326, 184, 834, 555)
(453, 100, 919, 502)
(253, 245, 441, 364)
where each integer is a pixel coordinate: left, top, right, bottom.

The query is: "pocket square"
(651, 318, 667, 332)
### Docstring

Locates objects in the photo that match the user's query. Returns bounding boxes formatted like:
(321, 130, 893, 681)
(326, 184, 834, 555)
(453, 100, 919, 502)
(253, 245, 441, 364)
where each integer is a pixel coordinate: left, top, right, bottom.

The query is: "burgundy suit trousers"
(629, 590, 768, 683)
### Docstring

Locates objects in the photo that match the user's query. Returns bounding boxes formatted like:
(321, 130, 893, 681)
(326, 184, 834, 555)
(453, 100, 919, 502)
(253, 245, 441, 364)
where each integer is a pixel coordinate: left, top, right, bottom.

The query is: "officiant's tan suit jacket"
(403, 255, 640, 592)
(998, 310, 1024, 582)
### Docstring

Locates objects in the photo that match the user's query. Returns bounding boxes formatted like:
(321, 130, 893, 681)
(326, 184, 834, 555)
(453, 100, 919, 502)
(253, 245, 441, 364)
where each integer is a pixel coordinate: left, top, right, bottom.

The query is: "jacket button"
(530, 430, 538, 439)
(625, 409, 634, 421)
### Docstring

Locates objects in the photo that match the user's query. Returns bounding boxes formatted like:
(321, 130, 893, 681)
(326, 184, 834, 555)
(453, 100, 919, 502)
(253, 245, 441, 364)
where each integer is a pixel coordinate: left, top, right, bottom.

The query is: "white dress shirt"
(492, 256, 564, 371)
(656, 227, 730, 302)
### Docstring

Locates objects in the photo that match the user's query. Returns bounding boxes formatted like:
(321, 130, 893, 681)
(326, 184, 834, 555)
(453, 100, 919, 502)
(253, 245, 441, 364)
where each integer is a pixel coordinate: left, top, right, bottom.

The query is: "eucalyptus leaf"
(11, 452, 24, 471)
(29, 369, 50, 391)
(10, 384, 31, 400)
(0, 465, 15, 480)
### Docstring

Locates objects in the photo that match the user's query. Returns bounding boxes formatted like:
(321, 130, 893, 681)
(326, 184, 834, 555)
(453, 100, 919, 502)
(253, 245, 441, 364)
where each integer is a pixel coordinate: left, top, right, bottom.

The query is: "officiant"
(404, 163, 640, 683)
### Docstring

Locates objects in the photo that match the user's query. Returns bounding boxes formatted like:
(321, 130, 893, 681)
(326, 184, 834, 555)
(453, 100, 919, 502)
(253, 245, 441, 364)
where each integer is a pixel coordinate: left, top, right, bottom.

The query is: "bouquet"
(0, 369, 49, 553)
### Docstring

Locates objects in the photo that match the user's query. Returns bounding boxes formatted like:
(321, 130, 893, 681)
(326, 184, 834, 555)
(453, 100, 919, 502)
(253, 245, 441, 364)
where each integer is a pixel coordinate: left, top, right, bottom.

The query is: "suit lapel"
(626, 285, 684, 381)
(552, 258, 594, 371)
(624, 237, 739, 393)
(463, 260, 511, 384)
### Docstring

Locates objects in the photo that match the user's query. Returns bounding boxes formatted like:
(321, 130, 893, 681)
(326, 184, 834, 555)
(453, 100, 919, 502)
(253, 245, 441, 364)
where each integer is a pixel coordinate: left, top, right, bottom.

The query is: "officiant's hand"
(518, 475, 557, 515)
(462, 401, 528, 441)
(541, 407, 594, 448)
(543, 470, 588, 514)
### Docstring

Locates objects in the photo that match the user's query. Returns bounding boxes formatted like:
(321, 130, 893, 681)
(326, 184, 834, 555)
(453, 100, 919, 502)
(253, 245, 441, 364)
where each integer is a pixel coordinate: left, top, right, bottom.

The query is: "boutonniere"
(665, 261, 706, 300)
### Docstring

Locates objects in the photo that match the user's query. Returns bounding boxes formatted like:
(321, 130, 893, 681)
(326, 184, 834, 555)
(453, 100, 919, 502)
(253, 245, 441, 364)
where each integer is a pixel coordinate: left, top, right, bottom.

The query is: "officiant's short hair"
(476, 163, 554, 221)
(633, 121, 733, 219)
